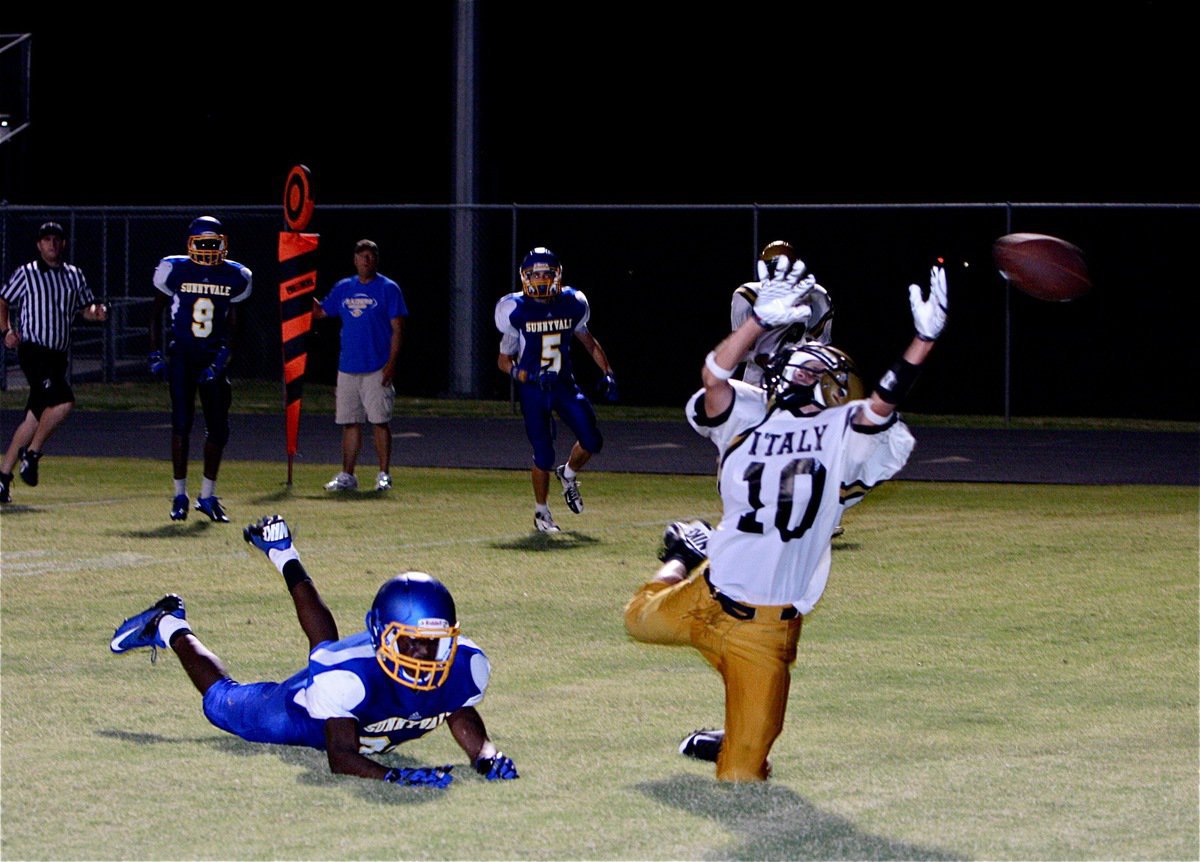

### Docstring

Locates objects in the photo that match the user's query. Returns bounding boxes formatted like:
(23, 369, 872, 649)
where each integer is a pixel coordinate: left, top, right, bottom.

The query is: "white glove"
(752, 255, 816, 329)
(909, 265, 948, 341)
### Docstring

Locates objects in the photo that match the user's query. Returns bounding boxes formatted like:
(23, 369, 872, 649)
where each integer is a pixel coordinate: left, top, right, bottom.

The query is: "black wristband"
(281, 558, 312, 591)
(876, 359, 921, 405)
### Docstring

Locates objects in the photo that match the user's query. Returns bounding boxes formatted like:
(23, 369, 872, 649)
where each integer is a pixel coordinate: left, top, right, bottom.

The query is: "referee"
(0, 222, 107, 504)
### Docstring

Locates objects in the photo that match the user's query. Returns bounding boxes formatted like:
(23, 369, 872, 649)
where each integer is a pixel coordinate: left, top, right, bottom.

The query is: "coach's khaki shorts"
(335, 369, 395, 425)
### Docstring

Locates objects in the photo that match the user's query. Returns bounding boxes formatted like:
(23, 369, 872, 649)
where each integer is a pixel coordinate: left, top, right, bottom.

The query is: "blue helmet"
(519, 246, 562, 299)
(365, 573, 460, 690)
(187, 215, 227, 265)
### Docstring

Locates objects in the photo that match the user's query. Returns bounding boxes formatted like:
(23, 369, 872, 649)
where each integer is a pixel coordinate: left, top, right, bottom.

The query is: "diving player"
(494, 247, 617, 533)
(149, 216, 252, 523)
(110, 514, 518, 787)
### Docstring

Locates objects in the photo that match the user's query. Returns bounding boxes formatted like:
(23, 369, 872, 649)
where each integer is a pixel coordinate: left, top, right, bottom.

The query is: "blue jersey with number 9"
(153, 255, 252, 357)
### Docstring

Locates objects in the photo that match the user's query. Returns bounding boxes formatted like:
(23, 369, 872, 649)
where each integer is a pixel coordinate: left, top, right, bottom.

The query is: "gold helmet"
(758, 240, 797, 278)
(815, 345, 864, 406)
(759, 240, 796, 263)
(765, 342, 864, 410)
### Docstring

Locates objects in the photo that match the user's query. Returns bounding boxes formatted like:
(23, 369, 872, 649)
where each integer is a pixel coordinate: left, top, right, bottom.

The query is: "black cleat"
(659, 520, 712, 570)
(194, 496, 229, 523)
(18, 447, 41, 486)
(679, 728, 724, 763)
(0, 470, 12, 503)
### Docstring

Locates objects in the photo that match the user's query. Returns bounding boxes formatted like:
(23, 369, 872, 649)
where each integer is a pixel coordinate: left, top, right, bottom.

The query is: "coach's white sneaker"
(375, 471, 392, 491)
(324, 472, 358, 491)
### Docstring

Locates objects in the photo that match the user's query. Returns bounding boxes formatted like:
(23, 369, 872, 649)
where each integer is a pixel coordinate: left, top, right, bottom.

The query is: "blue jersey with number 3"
(153, 256, 252, 356)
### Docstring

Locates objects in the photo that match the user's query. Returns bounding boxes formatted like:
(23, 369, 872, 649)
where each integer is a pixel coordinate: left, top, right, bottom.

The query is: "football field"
(1, 459, 1196, 860)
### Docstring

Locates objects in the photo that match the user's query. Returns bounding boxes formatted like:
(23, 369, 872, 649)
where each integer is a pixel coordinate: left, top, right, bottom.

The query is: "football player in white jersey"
(729, 240, 834, 387)
(732, 240, 852, 536)
(625, 255, 948, 781)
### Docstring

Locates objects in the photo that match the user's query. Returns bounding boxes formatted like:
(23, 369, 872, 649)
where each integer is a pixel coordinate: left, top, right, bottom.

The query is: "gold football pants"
(624, 565, 803, 781)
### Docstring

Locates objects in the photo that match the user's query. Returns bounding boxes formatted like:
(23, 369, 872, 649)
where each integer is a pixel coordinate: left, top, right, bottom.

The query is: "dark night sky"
(1, 5, 1196, 420)
(1, 2, 1193, 207)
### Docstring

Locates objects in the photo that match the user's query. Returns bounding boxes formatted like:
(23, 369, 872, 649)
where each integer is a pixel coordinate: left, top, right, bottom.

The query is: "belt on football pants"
(704, 570, 800, 621)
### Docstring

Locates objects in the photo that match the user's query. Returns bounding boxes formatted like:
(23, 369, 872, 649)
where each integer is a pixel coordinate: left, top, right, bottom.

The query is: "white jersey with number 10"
(686, 380, 914, 613)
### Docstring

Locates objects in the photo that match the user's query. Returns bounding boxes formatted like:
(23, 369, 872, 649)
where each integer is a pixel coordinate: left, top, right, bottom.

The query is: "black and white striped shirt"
(1, 259, 94, 351)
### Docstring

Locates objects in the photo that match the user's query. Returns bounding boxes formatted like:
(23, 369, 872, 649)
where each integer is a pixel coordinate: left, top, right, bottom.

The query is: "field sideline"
(1, 458, 1197, 860)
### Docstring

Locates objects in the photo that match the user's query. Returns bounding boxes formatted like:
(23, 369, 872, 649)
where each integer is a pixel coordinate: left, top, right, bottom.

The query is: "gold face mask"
(188, 234, 228, 265)
(374, 620, 460, 690)
(520, 263, 561, 299)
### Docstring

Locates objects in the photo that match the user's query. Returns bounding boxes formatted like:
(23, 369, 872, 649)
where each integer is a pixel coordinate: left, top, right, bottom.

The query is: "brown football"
(992, 233, 1092, 301)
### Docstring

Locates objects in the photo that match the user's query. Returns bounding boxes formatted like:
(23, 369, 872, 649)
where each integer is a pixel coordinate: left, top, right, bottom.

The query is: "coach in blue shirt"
(313, 239, 408, 493)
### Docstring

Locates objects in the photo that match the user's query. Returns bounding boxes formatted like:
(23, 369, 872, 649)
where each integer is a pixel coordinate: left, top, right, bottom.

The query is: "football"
(991, 233, 1092, 302)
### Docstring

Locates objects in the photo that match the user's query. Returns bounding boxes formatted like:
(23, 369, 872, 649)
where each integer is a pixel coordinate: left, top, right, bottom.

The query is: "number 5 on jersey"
(540, 333, 562, 373)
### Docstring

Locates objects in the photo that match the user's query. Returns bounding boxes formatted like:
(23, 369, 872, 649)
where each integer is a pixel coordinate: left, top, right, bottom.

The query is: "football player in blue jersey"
(110, 514, 518, 788)
(494, 247, 617, 533)
(149, 216, 253, 523)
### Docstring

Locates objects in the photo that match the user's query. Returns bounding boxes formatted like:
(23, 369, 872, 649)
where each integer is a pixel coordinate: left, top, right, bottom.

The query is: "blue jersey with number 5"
(494, 288, 591, 381)
(153, 256, 252, 356)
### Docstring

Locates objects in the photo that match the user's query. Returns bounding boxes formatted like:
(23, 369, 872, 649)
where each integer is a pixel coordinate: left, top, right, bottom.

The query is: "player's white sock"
(174, 479, 187, 496)
(562, 465, 577, 480)
(536, 503, 551, 516)
(201, 478, 216, 498)
(158, 615, 191, 645)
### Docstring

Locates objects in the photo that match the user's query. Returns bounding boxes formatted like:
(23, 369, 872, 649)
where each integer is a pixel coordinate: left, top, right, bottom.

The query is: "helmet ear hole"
(817, 346, 864, 406)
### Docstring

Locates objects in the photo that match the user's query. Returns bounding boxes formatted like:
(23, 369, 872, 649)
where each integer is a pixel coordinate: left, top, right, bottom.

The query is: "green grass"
(11, 380, 1197, 430)
(1, 461, 1196, 860)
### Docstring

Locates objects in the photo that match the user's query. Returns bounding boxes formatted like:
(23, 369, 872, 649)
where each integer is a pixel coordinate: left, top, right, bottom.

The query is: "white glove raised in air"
(752, 255, 816, 329)
(909, 265, 948, 342)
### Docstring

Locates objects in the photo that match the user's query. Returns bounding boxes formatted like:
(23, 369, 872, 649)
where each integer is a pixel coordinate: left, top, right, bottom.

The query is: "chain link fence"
(2, 202, 1196, 420)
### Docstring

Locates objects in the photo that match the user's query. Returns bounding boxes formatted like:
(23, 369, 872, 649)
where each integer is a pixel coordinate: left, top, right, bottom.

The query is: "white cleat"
(324, 472, 358, 491)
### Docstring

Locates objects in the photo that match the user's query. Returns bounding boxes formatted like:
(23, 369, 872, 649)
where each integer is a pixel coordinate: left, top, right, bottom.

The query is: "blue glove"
(596, 372, 619, 403)
(198, 346, 231, 384)
(474, 752, 519, 781)
(382, 766, 454, 788)
(243, 515, 293, 554)
(537, 367, 558, 391)
(148, 350, 167, 380)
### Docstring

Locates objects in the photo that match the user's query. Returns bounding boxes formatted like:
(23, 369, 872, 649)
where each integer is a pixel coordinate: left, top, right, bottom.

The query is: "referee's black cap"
(38, 221, 65, 239)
